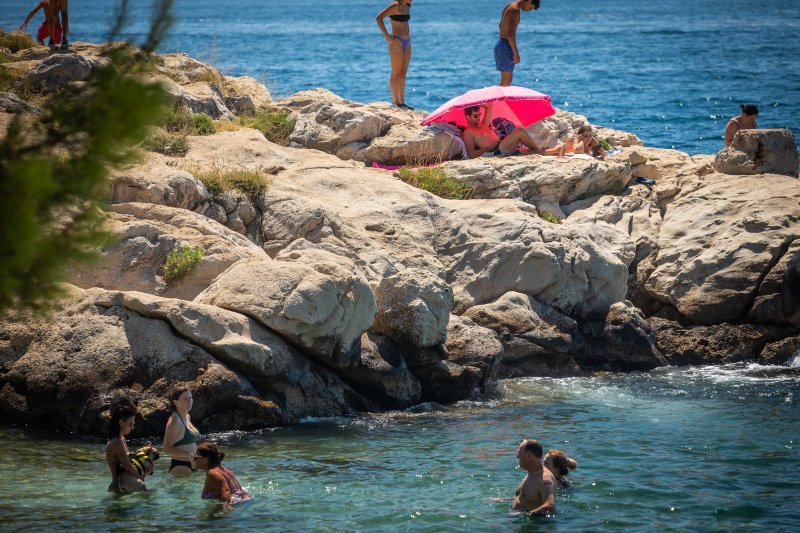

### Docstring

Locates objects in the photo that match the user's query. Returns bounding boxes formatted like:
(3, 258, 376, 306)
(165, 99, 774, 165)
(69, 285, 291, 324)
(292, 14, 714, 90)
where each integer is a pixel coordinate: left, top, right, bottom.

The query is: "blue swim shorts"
(494, 38, 515, 72)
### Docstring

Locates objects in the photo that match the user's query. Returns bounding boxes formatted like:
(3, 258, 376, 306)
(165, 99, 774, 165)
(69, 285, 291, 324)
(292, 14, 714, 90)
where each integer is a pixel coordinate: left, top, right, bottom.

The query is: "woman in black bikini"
(163, 386, 200, 476)
(106, 399, 144, 493)
(725, 103, 758, 147)
(376, 0, 413, 110)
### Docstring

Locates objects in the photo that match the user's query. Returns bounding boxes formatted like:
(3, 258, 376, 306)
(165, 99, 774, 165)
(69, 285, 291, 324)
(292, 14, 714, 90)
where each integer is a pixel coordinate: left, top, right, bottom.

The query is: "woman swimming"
(163, 386, 200, 476)
(543, 449, 577, 488)
(376, 0, 414, 110)
(725, 103, 759, 147)
(195, 442, 250, 504)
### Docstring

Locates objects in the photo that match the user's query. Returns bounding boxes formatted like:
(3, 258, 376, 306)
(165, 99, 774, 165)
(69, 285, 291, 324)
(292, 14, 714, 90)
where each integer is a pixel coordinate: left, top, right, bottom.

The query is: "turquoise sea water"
(1, 0, 799, 155)
(1, 364, 798, 531)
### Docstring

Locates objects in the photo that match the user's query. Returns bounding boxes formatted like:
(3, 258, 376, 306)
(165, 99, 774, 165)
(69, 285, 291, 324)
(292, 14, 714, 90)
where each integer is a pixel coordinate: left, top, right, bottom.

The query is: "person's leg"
(397, 42, 411, 106)
(499, 128, 542, 155)
(388, 38, 404, 105)
(46, 5, 57, 48)
(500, 71, 513, 86)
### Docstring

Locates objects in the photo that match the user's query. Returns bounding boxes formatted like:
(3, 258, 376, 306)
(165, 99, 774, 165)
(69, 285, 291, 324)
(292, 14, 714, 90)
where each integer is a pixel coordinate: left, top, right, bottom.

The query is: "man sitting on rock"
(462, 103, 542, 159)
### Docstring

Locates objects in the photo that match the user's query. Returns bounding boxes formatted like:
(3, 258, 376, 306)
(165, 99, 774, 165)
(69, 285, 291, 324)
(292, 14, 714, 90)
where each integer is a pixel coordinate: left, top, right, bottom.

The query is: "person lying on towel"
(462, 103, 542, 158)
(544, 125, 607, 158)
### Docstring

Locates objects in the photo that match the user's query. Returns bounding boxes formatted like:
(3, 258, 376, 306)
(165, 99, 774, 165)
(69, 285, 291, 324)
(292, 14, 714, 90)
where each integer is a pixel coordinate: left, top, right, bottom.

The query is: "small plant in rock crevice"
(185, 163, 270, 201)
(162, 245, 204, 282)
(143, 129, 190, 156)
(395, 166, 474, 200)
(536, 211, 563, 224)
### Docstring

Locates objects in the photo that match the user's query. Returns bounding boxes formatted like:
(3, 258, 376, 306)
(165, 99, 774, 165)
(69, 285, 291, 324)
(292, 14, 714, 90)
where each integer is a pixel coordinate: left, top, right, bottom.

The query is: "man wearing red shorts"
(19, 0, 70, 51)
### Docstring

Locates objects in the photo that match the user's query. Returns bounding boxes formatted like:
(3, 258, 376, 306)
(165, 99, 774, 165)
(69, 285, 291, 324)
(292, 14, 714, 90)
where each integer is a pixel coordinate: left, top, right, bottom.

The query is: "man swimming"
(462, 103, 542, 159)
(512, 439, 556, 513)
(496, 0, 540, 86)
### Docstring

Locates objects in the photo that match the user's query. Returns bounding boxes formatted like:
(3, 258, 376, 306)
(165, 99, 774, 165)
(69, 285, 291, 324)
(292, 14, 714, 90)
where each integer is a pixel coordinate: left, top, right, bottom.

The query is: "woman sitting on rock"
(163, 386, 200, 476)
(376, 0, 414, 110)
(106, 399, 144, 493)
(725, 103, 759, 147)
(196, 442, 250, 504)
(543, 449, 577, 488)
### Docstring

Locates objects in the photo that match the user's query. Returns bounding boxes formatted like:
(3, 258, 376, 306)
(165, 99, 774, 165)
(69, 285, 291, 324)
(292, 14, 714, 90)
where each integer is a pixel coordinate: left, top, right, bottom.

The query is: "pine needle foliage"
(0, 1, 175, 313)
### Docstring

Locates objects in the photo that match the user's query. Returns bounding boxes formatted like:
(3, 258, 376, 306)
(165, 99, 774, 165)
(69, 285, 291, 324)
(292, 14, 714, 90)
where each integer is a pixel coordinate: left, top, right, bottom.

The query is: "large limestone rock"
(444, 315, 504, 383)
(440, 155, 632, 212)
(758, 336, 800, 366)
(277, 88, 453, 164)
(714, 129, 799, 177)
(195, 251, 377, 368)
(0, 91, 40, 114)
(289, 101, 394, 155)
(223, 75, 272, 109)
(0, 287, 379, 435)
(158, 53, 223, 84)
(338, 332, 421, 409)
(648, 318, 780, 366)
(352, 122, 462, 165)
(463, 292, 582, 377)
(577, 301, 665, 371)
(152, 75, 234, 119)
(747, 239, 800, 326)
(644, 173, 800, 325)
(67, 203, 266, 300)
(16, 53, 93, 93)
(372, 268, 454, 348)
(110, 160, 210, 209)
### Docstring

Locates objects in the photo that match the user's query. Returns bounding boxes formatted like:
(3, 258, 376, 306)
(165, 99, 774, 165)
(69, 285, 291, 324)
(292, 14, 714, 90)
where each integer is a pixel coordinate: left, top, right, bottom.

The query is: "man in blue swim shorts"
(495, 0, 540, 86)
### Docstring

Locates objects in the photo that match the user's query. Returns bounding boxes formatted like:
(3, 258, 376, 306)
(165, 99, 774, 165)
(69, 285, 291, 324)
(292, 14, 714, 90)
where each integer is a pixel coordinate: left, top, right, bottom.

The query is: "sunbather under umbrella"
(421, 85, 556, 130)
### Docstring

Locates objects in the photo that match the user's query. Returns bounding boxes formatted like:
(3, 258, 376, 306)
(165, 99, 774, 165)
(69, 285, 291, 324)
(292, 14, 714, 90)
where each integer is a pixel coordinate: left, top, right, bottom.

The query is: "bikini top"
(390, 13, 410, 22)
(172, 412, 200, 447)
(202, 466, 247, 500)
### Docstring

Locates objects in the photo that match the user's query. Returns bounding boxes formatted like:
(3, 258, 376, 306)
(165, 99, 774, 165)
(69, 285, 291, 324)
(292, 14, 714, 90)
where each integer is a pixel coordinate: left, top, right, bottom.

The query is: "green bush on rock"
(144, 130, 190, 156)
(162, 245, 204, 282)
(186, 163, 270, 201)
(396, 167, 474, 200)
(0, 30, 35, 53)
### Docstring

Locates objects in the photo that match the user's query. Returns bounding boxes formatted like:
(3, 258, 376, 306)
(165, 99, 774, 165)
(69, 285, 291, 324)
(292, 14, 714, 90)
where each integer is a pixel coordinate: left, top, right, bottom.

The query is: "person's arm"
(530, 478, 556, 513)
(113, 441, 141, 478)
(376, 2, 397, 42)
(60, 0, 69, 36)
(19, 2, 45, 30)
(507, 11, 521, 63)
(481, 103, 493, 128)
(724, 120, 738, 147)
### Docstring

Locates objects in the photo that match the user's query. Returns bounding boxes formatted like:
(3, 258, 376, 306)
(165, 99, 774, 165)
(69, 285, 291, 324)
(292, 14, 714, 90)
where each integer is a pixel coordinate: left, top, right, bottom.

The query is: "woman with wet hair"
(376, 0, 414, 110)
(543, 449, 577, 488)
(195, 442, 250, 504)
(725, 103, 759, 147)
(106, 399, 144, 493)
(163, 386, 200, 476)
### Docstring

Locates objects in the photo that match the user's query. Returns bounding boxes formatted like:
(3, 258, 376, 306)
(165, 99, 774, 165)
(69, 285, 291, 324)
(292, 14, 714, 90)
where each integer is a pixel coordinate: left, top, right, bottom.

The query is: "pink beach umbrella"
(421, 85, 556, 130)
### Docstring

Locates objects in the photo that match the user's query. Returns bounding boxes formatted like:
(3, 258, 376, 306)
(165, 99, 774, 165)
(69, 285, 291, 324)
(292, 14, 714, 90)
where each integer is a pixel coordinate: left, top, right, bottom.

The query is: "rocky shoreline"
(1, 43, 798, 437)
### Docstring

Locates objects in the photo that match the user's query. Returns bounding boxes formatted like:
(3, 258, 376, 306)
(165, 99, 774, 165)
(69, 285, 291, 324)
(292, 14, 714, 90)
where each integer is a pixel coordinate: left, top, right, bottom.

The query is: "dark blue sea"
(2, 0, 799, 155)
